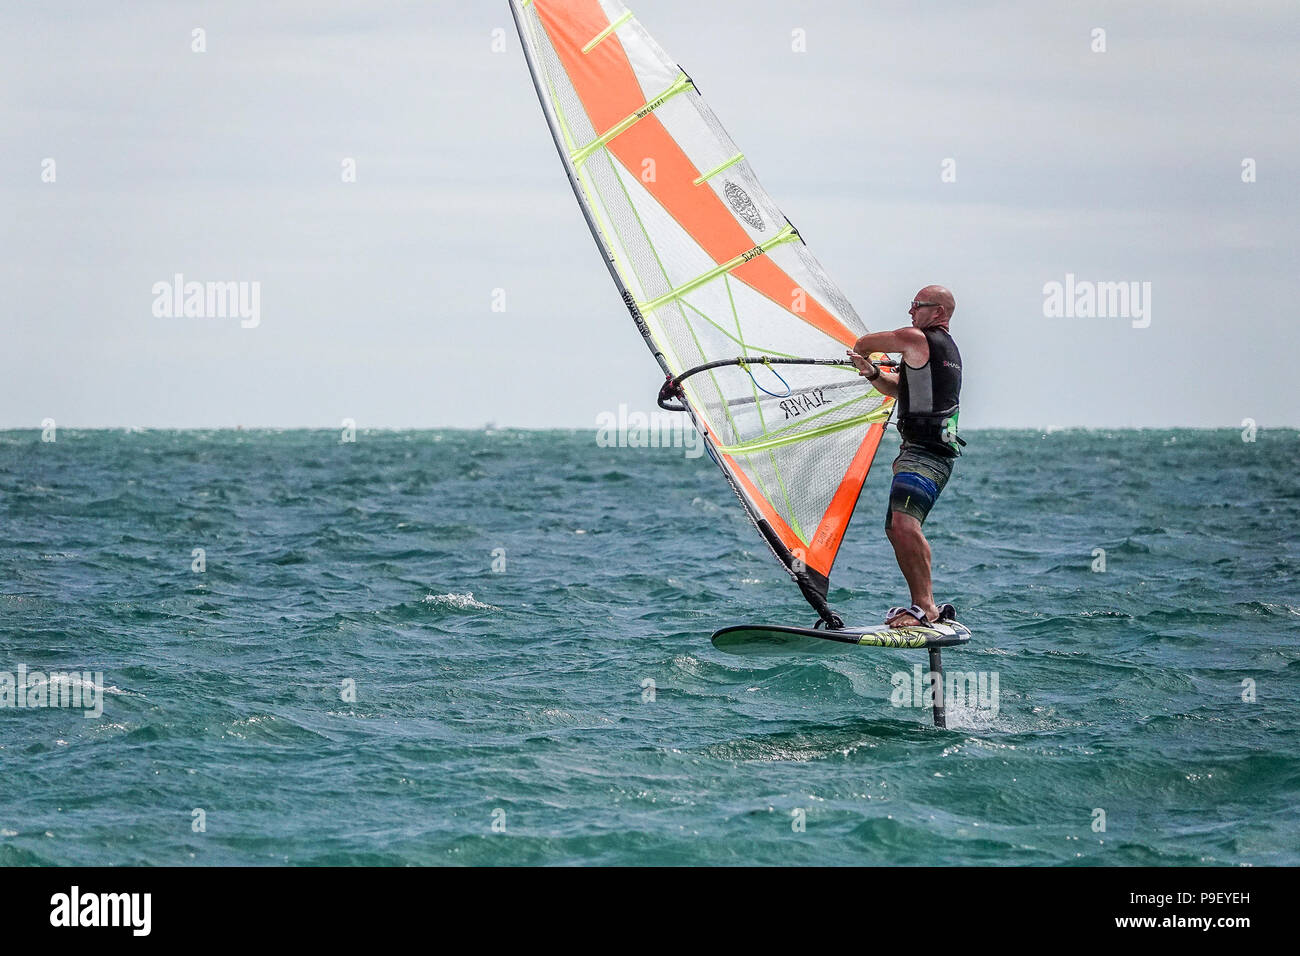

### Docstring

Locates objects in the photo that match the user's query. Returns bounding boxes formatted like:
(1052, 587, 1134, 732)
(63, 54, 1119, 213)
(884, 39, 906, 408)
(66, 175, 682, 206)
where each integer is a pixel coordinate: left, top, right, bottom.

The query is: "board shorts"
(886, 443, 954, 528)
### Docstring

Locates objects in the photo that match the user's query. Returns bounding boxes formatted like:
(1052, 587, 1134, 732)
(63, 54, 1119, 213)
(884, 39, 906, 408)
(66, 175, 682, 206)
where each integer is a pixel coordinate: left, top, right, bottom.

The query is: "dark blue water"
(1, 428, 1296, 865)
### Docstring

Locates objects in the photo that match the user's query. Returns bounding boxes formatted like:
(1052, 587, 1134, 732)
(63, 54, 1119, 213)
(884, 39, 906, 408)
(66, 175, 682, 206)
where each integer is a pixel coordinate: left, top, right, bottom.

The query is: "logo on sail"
(724, 181, 764, 231)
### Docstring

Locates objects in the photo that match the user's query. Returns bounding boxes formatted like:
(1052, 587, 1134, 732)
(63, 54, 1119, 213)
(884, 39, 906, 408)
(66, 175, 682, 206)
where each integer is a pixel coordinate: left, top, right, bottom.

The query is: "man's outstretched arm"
(852, 327, 928, 366)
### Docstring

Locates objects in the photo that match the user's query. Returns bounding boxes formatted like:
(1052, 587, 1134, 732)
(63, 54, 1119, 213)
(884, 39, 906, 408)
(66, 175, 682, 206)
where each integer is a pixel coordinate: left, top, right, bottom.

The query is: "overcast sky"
(2, 0, 1296, 429)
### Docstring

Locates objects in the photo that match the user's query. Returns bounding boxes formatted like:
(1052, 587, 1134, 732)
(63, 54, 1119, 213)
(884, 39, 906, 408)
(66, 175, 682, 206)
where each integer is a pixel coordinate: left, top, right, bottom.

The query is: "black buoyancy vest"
(898, 327, 964, 456)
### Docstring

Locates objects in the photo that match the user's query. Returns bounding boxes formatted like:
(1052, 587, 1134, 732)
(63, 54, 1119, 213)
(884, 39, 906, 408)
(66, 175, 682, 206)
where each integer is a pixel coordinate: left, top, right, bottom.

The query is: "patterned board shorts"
(886, 443, 955, 527)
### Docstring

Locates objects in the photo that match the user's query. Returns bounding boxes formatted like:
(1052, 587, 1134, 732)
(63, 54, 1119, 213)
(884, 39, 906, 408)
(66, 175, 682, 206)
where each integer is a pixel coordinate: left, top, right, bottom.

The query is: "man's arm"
(847, 351, 899, 397)
(853, 327, 929, 367)
(868, 369, 900, 398)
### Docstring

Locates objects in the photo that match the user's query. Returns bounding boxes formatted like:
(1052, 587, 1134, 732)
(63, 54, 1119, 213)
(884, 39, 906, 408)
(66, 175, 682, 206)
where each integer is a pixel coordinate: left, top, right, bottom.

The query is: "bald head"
(911, 285, 956, 329)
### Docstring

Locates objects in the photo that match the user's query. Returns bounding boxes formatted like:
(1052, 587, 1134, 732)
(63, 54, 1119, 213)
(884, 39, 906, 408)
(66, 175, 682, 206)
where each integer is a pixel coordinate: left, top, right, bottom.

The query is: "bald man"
(848, 286, 964, 628)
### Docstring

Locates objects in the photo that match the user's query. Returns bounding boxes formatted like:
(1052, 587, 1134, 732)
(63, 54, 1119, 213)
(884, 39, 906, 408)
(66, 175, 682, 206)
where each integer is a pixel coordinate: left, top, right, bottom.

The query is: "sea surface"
(1, 428, 1297, 866)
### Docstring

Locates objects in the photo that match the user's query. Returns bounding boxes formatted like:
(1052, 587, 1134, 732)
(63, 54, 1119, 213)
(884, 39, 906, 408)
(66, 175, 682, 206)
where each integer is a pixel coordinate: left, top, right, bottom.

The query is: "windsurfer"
(848, 286, 964, 628)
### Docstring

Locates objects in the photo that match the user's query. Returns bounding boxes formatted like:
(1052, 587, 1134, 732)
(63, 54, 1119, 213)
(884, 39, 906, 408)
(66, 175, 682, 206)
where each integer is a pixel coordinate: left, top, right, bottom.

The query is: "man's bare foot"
(885, 603, 940, 627)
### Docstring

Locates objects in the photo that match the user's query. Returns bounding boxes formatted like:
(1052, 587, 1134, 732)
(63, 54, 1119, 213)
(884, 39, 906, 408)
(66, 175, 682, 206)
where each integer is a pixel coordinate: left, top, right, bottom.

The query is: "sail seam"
(693, 153, 746, 186)
(637, 224, 800, 315)
(582, 11, 634, 54)
(715, 406, 892, 455)
(759, 389, 886, 443)
(571, 72, 694, 166)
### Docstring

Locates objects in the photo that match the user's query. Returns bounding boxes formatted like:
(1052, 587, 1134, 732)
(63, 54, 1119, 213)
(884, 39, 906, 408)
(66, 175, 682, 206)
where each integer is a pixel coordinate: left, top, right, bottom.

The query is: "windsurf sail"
(511, 0, 894, 628)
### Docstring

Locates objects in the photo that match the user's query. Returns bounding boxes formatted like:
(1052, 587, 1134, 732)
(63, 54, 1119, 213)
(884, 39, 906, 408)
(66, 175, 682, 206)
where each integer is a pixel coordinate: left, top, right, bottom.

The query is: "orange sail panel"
(532, 0, 857, 347)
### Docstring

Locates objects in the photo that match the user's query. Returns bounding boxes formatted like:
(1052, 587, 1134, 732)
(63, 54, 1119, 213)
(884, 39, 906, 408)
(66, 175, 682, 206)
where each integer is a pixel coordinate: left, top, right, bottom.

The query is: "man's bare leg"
(885, 512, 940, 625)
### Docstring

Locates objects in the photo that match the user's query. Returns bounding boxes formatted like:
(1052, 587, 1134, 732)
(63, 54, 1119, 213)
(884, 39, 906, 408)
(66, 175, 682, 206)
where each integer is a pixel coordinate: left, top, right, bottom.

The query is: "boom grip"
(657, 375, 686, 411)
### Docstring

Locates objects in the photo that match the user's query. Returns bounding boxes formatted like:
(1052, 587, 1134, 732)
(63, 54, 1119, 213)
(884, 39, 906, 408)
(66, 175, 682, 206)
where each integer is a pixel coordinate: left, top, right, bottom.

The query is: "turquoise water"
(1, 428, 1297, 866)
